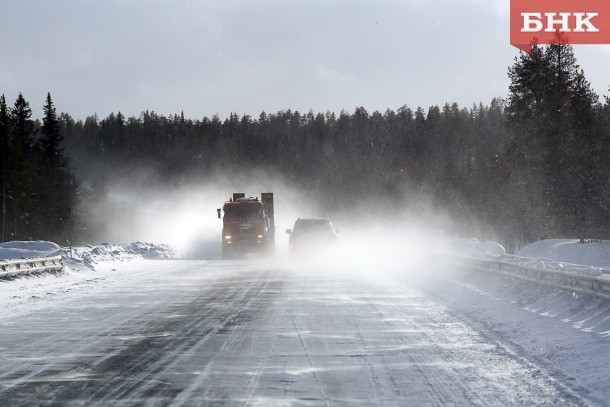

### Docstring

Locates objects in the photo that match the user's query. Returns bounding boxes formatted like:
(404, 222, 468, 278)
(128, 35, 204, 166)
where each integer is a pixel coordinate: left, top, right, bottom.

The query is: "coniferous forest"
(1, 41, 608, 252)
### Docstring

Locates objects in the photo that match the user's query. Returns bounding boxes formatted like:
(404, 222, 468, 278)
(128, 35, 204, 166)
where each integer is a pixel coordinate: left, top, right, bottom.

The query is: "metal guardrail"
(447, 254, 610, 301)
(0, 256, 64, 278)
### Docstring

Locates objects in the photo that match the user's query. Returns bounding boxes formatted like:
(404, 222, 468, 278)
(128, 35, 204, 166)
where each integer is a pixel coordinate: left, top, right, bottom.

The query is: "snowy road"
(0, 259, 599, 405)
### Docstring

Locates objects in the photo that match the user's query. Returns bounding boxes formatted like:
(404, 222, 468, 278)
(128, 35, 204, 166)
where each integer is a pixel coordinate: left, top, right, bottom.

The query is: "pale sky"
(1, 0, 609, 121)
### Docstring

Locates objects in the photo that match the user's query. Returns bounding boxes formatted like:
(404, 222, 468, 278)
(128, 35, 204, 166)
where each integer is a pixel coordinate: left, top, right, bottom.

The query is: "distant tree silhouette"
(0, 95, 10, 241)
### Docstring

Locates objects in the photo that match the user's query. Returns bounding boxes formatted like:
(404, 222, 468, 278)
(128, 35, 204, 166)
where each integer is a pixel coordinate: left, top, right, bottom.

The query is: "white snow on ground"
(411, 264, 610, 405)
(0, 241, 63, 260)
(400, 238, 610, 404)
(1, 236, 610, 403)
(497, 253, 609, 276)
(0, 240, 174, 272)
(442, 237, 610, 276)
(0, 241, 175, 320)
(517, 239, 610, 268)
(62, 242, 174, 271)
(440, 237, 507, 256)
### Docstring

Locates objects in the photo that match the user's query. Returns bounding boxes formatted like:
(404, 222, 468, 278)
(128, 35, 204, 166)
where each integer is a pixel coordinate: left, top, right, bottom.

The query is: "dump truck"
(217, 193, 275, 259)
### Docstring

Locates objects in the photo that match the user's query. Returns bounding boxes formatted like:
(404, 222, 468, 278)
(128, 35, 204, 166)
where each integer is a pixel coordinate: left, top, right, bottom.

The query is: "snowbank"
(63, 242, 174, 271)
(0, 241, 62, 260)
(1, 240, 174, 274)
(442, 237, 610, 277)
(517, 239, 610, 268)
(496, 253, 607, 277)
(440, 238, 506, 256)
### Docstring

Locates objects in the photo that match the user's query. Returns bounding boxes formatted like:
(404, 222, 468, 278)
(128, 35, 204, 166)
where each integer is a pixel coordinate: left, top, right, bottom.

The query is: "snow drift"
(517, 239, 610, 268)
(0, 241, 174, 275)
(0, 241, 62, 260)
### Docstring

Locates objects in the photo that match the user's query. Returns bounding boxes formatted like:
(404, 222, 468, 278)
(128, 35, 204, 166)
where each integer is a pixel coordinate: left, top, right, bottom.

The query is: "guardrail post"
(0, 256, 64, 278)
(444, 252, 610, 301)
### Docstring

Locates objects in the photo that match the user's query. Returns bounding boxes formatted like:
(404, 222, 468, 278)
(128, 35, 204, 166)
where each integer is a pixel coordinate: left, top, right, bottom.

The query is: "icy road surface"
(0, 259, 600, 405)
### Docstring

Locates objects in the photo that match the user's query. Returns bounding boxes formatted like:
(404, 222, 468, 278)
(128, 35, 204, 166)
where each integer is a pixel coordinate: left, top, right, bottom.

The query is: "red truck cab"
(218, 193, 274, 259)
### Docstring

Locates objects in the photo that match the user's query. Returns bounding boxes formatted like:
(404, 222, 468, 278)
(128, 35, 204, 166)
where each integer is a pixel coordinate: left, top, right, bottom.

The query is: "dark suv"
(286, 218, 338, 254)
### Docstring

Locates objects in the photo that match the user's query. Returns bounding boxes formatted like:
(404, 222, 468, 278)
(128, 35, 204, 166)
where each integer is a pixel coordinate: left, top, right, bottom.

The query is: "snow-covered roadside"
(0, 241, 63, 260)
(62, 242, 174, 271)
(408, 266, 610, 405)
(441, 238, 610, 276)
(416, 237, 610, 403)
(0, 240, 174, 272)
(517, 239, 610, 268)
(0, 241, 175, 319)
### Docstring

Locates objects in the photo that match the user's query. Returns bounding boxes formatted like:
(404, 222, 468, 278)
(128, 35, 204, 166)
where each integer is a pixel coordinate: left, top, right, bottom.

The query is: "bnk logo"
(510, 0, 610, 52)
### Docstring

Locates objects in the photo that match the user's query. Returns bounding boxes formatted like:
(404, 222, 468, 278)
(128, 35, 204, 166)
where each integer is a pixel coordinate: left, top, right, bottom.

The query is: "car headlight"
(224, 235, 232, 240)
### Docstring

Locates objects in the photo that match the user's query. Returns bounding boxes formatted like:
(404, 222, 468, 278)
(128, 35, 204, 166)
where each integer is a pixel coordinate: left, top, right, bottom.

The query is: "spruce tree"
(38, 93, 75, 242)
(506, 36, 601, 241)
(40, 92, 63, 160)
(9, 94, 38, 239)
(11, 93, 35, 149)
(0, 95, 10, 241)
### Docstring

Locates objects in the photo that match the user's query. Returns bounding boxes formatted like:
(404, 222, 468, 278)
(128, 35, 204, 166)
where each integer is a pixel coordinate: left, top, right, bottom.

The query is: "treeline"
(61, 100, 510, 237)
(2, 40, 608, 250)
(0, 93, 76, 242)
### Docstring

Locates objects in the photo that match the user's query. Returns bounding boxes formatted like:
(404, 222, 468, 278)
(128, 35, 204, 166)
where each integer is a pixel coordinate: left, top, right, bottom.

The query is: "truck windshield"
(224, 206, 262, 218)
